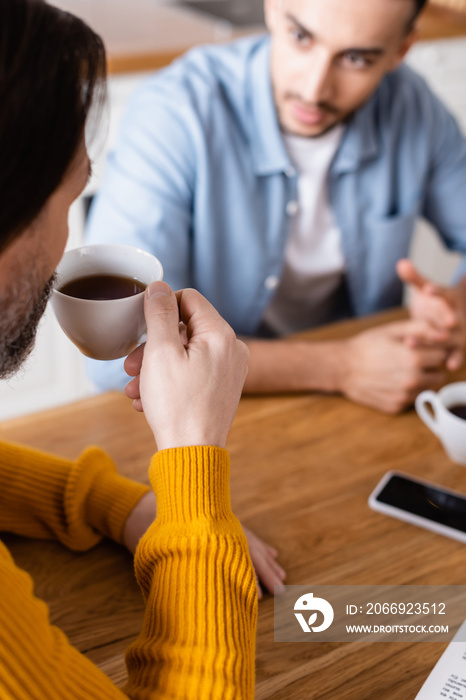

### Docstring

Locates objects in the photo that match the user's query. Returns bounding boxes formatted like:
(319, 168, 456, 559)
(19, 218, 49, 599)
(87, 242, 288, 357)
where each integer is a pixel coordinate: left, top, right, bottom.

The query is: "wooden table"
(2, 308, 466, 699)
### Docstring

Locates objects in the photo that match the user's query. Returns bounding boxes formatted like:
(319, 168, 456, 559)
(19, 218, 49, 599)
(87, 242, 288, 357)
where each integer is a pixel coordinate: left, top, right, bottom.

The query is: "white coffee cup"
(415, 382, 466, 466)
(52, 244, 163, 361)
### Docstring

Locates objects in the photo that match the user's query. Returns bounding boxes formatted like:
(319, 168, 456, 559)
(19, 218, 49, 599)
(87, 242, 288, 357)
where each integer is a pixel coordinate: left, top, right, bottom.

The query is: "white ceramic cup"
(52, 244, 163, 361)
(415, 382, 466, 466)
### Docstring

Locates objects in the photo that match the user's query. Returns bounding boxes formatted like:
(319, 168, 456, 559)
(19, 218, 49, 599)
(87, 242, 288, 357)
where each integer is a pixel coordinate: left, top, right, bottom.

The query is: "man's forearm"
(0, 441, 149, 549)
(242, 338, 345, 394)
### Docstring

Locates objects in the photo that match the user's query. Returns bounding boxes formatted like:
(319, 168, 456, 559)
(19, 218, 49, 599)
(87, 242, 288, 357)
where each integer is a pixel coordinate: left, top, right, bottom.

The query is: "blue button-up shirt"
(86, 35, 466, 390)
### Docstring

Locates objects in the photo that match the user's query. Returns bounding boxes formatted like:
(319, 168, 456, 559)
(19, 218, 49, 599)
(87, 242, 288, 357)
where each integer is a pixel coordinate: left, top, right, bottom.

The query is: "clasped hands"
(339, 259, 466, 414)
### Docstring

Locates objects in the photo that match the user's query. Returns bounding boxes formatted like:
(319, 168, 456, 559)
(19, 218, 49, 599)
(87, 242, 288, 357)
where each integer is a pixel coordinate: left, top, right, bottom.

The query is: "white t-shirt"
(263, 126, 346, 335)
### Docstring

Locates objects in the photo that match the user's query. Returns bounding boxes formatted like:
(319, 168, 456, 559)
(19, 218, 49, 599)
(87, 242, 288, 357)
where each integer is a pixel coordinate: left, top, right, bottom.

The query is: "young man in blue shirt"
(87, 0, 466, 414)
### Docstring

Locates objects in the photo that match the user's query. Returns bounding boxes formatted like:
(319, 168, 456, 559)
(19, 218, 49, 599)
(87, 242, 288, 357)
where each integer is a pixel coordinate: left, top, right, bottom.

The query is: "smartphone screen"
(375, 474, 466, 533)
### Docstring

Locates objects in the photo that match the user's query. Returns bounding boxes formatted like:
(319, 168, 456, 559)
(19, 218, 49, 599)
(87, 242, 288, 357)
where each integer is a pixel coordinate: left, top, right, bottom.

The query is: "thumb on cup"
(144, 281, 181, 351)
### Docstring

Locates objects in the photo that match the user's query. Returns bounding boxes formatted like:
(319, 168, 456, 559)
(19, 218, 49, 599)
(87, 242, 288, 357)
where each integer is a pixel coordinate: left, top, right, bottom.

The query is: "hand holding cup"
(125, 282, 249, 450)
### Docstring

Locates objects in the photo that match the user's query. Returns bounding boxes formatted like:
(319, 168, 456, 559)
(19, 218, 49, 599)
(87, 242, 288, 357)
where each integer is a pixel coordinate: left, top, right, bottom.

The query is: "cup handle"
(415, 390, 441, 436)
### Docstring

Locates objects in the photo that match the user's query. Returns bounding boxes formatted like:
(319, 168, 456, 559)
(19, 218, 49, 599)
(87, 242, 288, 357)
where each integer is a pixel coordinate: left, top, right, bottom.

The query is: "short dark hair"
(0, 0, 106, 253)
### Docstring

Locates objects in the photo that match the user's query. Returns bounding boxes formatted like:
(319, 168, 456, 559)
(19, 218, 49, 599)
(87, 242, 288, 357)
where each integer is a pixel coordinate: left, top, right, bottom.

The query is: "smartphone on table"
(368, 471, 466, 543)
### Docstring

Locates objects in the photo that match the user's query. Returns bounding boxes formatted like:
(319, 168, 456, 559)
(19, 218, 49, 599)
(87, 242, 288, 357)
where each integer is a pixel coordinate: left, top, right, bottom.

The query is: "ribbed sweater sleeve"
(0, 439, 150, 548)
(124, 446, 257, 699)
(0, 445, 257, 699)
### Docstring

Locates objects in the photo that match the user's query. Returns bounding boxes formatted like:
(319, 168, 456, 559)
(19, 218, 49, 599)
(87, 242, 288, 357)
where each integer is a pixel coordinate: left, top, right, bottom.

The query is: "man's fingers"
(415, 347, 449, 369)
(242, 526, 286, 597)
(125, 374, 141, 401)
(124, 342, 145, 377)
(145, 282, 184, 351)
(175, 288, 229, 338)
(268, 556, 287, 581)
(419, 293, 458, 330)
(132, 398, 144, 413)
(447, 348, 464, 372)
(399, 258, 459, 329)
(390, 319, 448, 344)
(253, 553, 286, 596)
(397, 258, 429, 290)
(423, 282, 443, 297)
(397, 260, 458, 325)
(405, 324, 463, 352)
(179, 322, 188, 346)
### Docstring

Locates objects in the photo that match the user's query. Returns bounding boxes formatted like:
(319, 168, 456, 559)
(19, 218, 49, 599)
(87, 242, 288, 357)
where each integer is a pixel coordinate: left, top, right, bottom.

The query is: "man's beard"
(0, 272, 56, 379)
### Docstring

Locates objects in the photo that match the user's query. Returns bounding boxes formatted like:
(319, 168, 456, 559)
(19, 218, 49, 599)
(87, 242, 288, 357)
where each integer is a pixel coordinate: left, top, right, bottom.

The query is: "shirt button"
(264, 275, 280, 290)
(286, 200, 299, 216)
(285, 166, 296, 178)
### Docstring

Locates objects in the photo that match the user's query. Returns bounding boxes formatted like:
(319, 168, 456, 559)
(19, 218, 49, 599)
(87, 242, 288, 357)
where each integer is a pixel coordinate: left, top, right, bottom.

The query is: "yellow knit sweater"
(0, 440, 257, 699)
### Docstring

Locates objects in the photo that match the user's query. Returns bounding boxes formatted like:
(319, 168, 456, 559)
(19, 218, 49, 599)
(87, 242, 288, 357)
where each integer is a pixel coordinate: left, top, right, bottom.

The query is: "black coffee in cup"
(52, 244, 163, 360)
(59, 273, 146, 301)
(448, 404, 466, 421)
